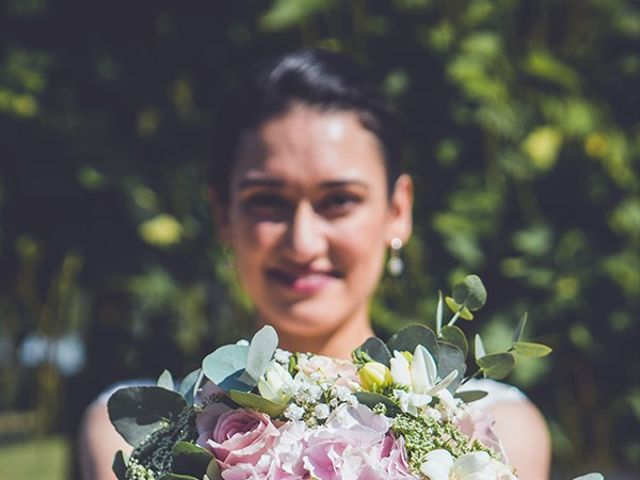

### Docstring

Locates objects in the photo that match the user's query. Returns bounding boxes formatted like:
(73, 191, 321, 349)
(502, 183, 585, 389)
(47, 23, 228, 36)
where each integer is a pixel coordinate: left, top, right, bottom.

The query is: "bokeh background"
(0, 0, 638, 478)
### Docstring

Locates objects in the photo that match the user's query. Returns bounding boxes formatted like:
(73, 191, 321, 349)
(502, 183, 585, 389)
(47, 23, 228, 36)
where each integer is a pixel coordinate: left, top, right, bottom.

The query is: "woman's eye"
(317, 193, 360, 215)
(242, 193, 290, 215)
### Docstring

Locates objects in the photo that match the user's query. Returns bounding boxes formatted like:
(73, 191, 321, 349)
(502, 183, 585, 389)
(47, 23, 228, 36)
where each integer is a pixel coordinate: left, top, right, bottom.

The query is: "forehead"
(231, 106, 386, 188)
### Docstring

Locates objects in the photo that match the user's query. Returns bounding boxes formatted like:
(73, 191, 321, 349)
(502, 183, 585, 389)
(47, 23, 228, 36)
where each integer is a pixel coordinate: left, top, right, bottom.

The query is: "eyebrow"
(236, 177, 369, 191)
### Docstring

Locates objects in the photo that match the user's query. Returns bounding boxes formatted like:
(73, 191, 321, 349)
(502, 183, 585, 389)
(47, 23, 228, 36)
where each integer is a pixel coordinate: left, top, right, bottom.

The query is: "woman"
(80, 48, 550, 479)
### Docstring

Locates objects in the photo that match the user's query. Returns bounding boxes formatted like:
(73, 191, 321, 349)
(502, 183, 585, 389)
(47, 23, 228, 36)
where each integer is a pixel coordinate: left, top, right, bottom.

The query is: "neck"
(258, 313, 375, 360)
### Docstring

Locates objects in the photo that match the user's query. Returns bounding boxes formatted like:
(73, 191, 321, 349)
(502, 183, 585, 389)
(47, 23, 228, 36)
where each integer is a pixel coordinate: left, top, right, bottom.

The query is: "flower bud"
(258, 362, 292, 403)
(358, 361, 392, 392)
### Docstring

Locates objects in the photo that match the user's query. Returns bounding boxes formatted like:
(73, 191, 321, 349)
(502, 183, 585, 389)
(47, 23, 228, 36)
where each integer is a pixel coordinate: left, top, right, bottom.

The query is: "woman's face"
(217, 105, 412, 341)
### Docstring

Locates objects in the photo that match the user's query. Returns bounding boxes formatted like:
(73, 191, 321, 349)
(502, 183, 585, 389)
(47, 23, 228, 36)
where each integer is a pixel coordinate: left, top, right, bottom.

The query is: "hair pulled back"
(208, 48, 402, 201)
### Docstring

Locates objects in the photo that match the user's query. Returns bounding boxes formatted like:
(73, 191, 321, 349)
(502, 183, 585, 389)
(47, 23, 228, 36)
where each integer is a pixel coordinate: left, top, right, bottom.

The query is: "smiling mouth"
(266, 268, 340, 295)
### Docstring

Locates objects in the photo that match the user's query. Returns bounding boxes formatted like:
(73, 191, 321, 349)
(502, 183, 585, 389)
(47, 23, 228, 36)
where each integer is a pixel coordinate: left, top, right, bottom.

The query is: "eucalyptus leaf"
(435, 290, 444, 335)
(512, 341, 552, 357)
(202, 344, 249, 391)
(244, 325, 279, 384)
(228, 390, 287, 417)
(107, 386, 187, 447)
(440, 325, 468, 357)
(474, 334, 486, 360)
(359, 337, 391, 366)
(355, 392, 401, 416)
(112, 450, 128, 480)
(571, 474, 604, 480)
(454, 390, 489, 403)
(512, 312, 528, 343)
(179, 368, 202, 404)
(445, 296, 474, 320)
(435, 341, 466, 392)
(387, 325, 438, 357)
(172, 441, 213, 479)
(157, 369, 175, 391)
(452, 274, 487, 311)
(477, 352, 515, 380)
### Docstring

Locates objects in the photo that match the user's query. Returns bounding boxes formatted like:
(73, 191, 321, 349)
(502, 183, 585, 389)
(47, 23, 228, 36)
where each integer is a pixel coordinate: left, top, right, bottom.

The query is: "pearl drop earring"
(387, 237, 404, 276)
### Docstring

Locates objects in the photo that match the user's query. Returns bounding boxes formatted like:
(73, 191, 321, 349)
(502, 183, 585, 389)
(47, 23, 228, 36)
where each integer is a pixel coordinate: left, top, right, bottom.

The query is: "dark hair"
(208, 48, 402, 201)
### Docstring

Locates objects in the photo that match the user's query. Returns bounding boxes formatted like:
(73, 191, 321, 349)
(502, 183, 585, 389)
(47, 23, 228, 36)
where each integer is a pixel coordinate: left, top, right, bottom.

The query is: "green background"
(0, 0, 638, 478)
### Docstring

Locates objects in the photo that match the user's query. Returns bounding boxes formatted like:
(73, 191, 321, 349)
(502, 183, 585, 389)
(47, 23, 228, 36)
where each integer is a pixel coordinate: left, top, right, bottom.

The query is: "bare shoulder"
(486, 399, 551, 480)
(78, 402, 131, 480)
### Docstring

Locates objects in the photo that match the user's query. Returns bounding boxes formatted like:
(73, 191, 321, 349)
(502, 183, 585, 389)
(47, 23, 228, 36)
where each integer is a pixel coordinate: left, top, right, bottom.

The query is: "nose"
(282, 201, 327, 262)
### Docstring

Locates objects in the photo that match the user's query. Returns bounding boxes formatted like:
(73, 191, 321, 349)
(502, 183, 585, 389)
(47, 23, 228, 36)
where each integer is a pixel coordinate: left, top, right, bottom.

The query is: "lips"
(266, 267, 340, 295)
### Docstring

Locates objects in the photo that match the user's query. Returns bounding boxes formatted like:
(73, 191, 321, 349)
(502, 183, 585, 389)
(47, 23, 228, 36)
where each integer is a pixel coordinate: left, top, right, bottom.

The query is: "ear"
(208, 187, 232, 245)
(386, 174, 413, 245)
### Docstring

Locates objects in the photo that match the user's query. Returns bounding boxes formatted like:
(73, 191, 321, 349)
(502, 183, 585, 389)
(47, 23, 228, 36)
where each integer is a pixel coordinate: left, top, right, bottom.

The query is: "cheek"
(230, 218, 283, 268)
(331, 211, 388, 273)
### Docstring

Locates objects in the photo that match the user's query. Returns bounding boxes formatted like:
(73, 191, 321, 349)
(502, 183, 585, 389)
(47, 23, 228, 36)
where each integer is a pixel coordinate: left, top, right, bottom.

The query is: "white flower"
(313, 403, 330, 420)
(420, 450, 494, 480)
(274, 348, 292, 364)
(258, 362, 293, 403)
(390, 346, 458, 415)
(284, 403, 305, 421)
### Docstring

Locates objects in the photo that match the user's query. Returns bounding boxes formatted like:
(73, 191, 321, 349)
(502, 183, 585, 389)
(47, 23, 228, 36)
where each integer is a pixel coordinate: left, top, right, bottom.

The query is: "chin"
(261, 303, 345, 339)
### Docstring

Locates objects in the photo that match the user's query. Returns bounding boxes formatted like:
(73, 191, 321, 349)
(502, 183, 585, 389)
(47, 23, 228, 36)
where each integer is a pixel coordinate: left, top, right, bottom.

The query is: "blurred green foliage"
(0, 0, 638, 476)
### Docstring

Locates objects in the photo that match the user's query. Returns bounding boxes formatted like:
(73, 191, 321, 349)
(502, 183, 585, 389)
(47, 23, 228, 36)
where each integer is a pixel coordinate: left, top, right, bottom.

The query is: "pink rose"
(196, 407, 280, 475)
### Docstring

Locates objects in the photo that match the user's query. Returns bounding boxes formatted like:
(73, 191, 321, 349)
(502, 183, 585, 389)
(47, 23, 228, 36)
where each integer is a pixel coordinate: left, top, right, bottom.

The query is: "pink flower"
(457, 409, 507, 460)
(302, 404, 397, 480)
(196, 407, 280, 477)
(297, 354, 359, 388)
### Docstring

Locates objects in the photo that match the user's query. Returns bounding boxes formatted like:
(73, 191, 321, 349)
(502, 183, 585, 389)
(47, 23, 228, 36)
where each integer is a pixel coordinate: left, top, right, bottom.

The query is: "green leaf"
(445, 296, 474, 320)
(452, 274, 487, 311)
(435, 342, 466, 392)
(179, 368, 202, 404)
(571, 474, 604, 480)
(440, 325, 468, 357)
(477, 352, 515, 380)
(512, 341, 552, 357)
(206, 458, 223, 480)
(112, 450, 128, 480)
(107, 386, 187, 447)
(358, 337, 391, 366)
(387, 325, 438, 357)
(435, 290, 444, 335)
(244, 325, 279, 385)
(354, 392, 401, 417)
(474, 334, 486, 360)
(171, 441, 213, 479)
(228, 390, 287, 417)
(512, 312, 528, 343)
(157, 369, 175, 391)
(454, 390, 489, 403)
(202, 344, 251, 391)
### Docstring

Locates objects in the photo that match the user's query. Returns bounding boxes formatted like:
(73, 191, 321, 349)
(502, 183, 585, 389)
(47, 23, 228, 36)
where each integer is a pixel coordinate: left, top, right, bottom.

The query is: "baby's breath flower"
(284, 403, 305, 421)
(313, 403, 330, 420)
(274, 348, 291, 364)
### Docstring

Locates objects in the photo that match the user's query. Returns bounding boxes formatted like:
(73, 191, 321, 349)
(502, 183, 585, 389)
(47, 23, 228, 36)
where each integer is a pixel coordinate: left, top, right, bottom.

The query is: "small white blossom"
(284, 403, 305, 421)
(313, 403, 330, 420)
(235, 339, 250, 346)
(274, 348, 291, 364)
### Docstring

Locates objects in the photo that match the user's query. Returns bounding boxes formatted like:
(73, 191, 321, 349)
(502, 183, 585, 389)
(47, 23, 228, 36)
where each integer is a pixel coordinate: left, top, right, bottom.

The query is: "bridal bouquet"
(108, 275, 555, 480)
